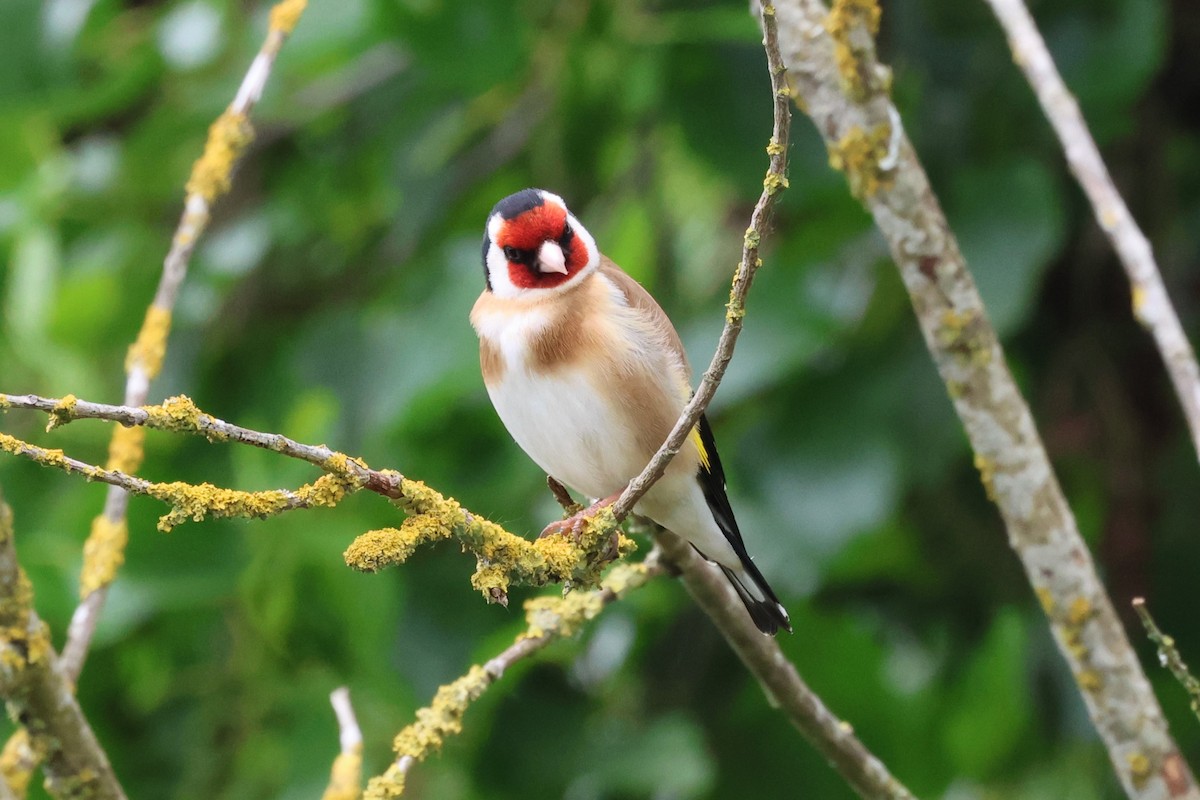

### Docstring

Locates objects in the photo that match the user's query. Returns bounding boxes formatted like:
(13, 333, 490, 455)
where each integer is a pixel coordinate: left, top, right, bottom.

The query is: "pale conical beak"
(537, 241, 568, 274)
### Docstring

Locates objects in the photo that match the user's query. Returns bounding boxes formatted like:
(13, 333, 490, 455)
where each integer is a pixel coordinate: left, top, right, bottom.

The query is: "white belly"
(486, 366, 643, 499)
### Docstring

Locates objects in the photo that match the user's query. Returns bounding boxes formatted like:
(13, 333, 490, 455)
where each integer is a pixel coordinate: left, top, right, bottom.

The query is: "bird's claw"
(538, 491, 623, 554)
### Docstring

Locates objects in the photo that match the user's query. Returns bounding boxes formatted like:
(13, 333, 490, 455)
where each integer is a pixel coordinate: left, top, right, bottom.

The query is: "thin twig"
(0, 427, 355, 531)
(610, 1, 792, 520)
(770, 0, 1197, 796)
(61, 0, 309, 684)
(364, 555, 667, 798)
(0, 492, 127, 800)
(0, 393, 403, 498)
(1133, 598, 1200, 726)
(321, 688, 364, 800)
(983, 0, 1200, 464)
(654, 530, 914, 800)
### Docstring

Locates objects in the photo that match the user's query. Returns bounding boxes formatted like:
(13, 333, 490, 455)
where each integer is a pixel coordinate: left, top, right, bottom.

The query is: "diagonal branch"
(61, 0, 310, 691)
(653, 529, 914, 800)
(982, 0, 1200, 465)
(0, 492, 127, 800)
(768, 0, 1197, 797)
(611, 1, 791, 520)
(321, 688, 364, 800)
(364, 555, 667, 798)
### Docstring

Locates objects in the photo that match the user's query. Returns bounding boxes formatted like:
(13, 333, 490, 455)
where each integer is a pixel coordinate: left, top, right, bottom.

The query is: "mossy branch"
(0, 393, 631, 602)
(1133, 599, 1200, 727)
(363, 556, 665, 799)
(54, 0, 309, 720)
(0, 426, 358, 532)
(321, 688, 364, 800)
(0, 491, 127, 800)
(769, 0, 1196, 796)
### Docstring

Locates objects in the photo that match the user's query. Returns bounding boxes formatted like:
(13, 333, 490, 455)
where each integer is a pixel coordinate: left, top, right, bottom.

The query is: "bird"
(470, 188, 791, 635)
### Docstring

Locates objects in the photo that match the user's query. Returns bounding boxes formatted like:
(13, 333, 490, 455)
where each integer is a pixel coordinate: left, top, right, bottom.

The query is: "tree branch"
(1133, 598, 1200, 727)
(60, 0, 310, 691)
(611, 1, 791, 520)
(768, 0, 1197, 797)
(321, 688, 364, 800)
(0, 392, 631, 601)
(654, 530, 914, 800)
(364, 555, 667, 798)
(982, 0, 1200, 465)
(0, 491, 127, 800)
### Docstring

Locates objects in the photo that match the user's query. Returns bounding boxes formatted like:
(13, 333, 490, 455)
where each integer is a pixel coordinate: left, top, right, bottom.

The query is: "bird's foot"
(539, 490, 622, 545)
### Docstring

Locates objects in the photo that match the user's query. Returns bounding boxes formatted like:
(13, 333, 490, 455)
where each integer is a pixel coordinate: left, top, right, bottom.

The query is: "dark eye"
(502, 245, 521, 262)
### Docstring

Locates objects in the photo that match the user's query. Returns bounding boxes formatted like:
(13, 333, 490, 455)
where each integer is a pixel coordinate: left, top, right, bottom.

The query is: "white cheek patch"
(567, 212, 599, 271)
(486, 240, 523, 299)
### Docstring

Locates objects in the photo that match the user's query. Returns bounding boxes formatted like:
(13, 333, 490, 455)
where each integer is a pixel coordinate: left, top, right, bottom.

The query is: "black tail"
(694, 415, 791, 636)
(720, 564, 791, 635)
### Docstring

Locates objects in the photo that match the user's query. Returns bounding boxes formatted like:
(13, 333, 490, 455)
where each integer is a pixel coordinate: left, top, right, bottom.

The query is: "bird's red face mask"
(493, 197, 590, 290)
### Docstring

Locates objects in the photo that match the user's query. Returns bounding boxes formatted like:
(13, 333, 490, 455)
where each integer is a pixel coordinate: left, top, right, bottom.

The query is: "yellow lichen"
(763, 170, 789, 195)
(345, 515, 453, 573)
(0, 433, 90, 477)
(125, 306, 173, 379)
(1067, 596, 1093, 627)
(973, 453, 997, 502)
(1128, 752, 1152, 788)
(1035, 586, 1054, 615)
(0, 503, 53, 678)
(186, 111, 255, 202)
(46, 394, 78, 432)
(363, 768, 405, 800)
(79, 516, 129, 597)
(269, 0, 308, 34)
(1131, 283, 1148, 322)
(827, 123, 893, 199)
(321, 747, 363, 800)
(143, 395, 205, 433)
(936, 308, 992, 367)
(0, 729, 37, 797)
(106, 424, 146, 474)
(825, 0, 882, 98)
(147, 472, 357, 532)
(1077, 669, 1103, 693)
(393, 666, 492, 759)
(298, 471, 359, 508)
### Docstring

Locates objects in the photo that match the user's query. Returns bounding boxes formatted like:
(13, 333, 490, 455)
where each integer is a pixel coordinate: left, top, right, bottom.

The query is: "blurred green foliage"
(0, 0, 1198, 797)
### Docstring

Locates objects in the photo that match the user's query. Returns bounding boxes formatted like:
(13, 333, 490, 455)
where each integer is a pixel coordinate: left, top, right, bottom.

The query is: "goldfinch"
(470, 188, 791, 635)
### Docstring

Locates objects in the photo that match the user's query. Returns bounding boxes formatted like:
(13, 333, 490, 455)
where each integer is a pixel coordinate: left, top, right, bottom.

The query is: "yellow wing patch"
(691, 427, 711, 471)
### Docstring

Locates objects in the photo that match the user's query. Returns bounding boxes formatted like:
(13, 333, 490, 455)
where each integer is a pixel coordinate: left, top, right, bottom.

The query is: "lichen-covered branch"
(767, 0, 1196, 797)
(321, 688, 364, 800)
(363, 556, 665, 799)
(610, 2, 791, 520)
(654, 530, 915, 800)
(0, 392, 631, 603)
(983, 0, 1200, 464)
(0, 492, 127, 800)
(0, 427, 357, 531)
(60, 0, 309, 696)
(1133, 598, 1200, 727)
